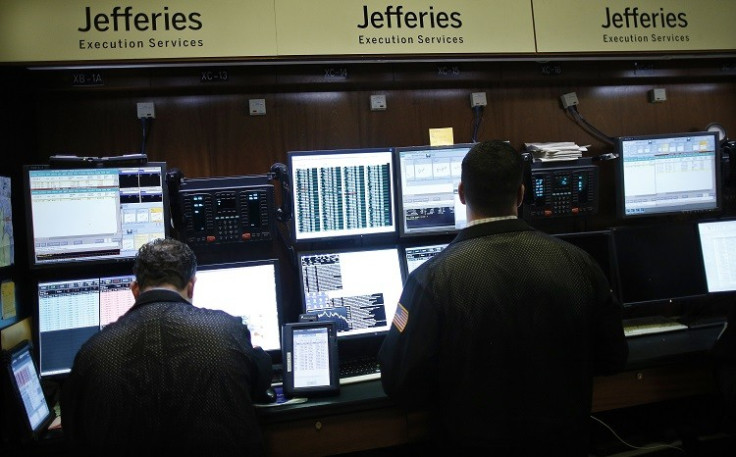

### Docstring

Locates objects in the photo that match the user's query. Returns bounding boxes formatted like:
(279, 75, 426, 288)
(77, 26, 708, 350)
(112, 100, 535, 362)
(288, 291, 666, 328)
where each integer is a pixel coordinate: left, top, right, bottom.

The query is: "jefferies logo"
(78, 6, 202, 32)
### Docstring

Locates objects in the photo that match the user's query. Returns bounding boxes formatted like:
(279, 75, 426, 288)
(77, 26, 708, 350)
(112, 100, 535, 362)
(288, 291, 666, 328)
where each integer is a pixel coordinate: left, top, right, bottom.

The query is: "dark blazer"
(379, 218, 629, 456)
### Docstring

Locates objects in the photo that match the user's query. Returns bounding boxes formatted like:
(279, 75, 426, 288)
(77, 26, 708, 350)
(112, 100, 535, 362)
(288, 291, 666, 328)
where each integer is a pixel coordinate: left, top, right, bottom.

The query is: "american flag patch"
(392, 303, 409, 333)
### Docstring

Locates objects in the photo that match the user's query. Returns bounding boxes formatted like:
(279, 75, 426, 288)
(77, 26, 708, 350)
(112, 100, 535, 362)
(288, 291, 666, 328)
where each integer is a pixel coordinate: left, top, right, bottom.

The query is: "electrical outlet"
(136, 102, 155, 119)
(249, 98, 266, 116)
(560, 92, 579, 109)
(470, 92, 487, 107)
(648, 88, 667, 103)
(370, 94, 387, 111)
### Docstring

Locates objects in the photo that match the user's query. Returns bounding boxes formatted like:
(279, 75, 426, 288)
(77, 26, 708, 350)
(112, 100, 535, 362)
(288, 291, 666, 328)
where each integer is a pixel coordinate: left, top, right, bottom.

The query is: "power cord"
(590, 415, 685, 454)
(565, 105, 615, 146)
(140, 117, 153, 155)
(471, 105, 484, 142)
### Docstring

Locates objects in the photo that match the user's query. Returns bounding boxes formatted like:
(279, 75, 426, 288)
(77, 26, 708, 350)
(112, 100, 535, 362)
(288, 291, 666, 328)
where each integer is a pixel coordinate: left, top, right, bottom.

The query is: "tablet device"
(281, 321, 339, 398)
(2, 340, 56, 442)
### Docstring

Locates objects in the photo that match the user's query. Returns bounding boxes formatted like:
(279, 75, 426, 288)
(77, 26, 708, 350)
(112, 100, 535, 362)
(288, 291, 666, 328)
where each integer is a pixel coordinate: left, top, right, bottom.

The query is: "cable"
(590, 415, 686, 454)
(140, 117, 153, 155)
(565, 105, 615, 146)
(471, 105, 484, 142)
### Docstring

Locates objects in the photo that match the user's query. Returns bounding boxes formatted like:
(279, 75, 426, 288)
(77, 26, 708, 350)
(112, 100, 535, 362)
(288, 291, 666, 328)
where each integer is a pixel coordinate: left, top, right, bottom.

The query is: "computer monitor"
(288, 148, 396, 243)
(36, 274, 136, 377)
(615, 131, 721, 219)
(612, 222, 708, 306)
(23, 162, 170, 268)
(554, 230, 616, 289)
(297, 247, 404, 339)
(403, 242, 449, 276)
(395, 144, 474, 237)
(192, 259, 283, 355)
(697, 219, 736, 294)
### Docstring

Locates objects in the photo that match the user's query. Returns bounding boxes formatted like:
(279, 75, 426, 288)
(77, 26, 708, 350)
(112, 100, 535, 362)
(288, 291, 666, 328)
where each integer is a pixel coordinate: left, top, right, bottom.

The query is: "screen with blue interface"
(403, 243, 449, 275)
(298, 247, 404, 338)
(288, 148, 396, 242)
(37, 274, 135, 377)
(24, 163, 169, 267)
(395, 144, 473, 237)
(192, 259, 282, 352)
(616, 131, 720, 218)
(697, 219, 736, 294)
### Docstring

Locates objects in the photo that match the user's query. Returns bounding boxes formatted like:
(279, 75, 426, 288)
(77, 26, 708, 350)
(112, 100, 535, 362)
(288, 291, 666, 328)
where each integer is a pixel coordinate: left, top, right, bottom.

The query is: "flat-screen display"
(192, 259, 283, 353)
(24, 163, 169, 268)
(288, 148, 396, 242)
(697, 219, 736, 294)
(395, 144, 474, 237)
(616, 131, 720, 219)
(612, 222, 708, 306)
(403, 242, 449, 275)
(297, 247, 404, 339)
(554, 230, 616, 288)
(37, 274, 135, 377)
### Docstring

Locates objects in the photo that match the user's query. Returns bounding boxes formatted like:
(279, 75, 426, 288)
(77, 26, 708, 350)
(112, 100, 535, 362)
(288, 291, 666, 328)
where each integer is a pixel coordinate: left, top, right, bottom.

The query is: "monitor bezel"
(615, 131, 722, 220)
(194, 258, 285, 363)
(295, 245, 405, 341)
(394, 143, 475, 238)
(2, 340, 56, 442)
(697, 217, 736, 296)
(611, 222, 710, 307)
(23, 161, 171, 270)
(287, 147, 397, 244)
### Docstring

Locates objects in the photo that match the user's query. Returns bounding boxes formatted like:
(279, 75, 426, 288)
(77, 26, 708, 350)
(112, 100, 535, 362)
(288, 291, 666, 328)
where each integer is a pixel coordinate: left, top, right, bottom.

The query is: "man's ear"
(131, 280, 141, 299)
(186, 277, 196, 300)
(458, 181, 466, 204)
(517, 183, 525, 207)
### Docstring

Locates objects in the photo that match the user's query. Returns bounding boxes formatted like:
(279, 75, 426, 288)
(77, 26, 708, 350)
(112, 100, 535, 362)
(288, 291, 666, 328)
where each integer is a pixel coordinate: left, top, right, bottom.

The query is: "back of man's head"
(461, 140, 523, 217)
(132, 238, 197, 290)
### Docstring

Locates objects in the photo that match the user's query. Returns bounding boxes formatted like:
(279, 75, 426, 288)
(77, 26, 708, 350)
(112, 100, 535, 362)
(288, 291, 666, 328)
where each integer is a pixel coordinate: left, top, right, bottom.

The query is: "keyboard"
(339, 357, 381, 385)
(623, 315, 688, 337)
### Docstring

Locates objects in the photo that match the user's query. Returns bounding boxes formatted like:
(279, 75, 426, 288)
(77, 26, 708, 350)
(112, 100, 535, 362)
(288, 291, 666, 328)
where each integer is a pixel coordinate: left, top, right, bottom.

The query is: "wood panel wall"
(12, 57, 734, 232)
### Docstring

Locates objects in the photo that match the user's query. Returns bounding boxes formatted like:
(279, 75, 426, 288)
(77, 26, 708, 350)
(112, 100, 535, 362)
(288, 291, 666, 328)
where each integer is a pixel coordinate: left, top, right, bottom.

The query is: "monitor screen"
(616, 131, 721, 219)
(192, 259, 283, 353)
(554, 230, 616, 288)
(697, 219, 736, 294)
(37, 274, 136, 377)
(24, 163, 170, 268)
(403, 242, 449, 275)
(395, 144, 474, 237)
(612, 222, 708, 306)
(297, 247, 404, 339)
(288, 148, 396, 242)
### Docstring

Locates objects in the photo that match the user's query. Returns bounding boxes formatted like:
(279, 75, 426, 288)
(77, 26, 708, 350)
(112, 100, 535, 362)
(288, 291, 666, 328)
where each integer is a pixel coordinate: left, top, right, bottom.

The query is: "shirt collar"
(466, 215, 518, 227)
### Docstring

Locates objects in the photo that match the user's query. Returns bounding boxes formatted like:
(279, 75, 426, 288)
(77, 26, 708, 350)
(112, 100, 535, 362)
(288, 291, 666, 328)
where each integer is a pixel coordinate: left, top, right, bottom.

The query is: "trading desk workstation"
(3, 135, 736, 456)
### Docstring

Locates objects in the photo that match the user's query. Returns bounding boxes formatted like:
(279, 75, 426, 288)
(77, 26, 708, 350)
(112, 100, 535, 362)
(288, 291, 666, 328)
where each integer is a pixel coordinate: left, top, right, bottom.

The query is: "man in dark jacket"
(378, 140, 629, 456)
(61, 238, 273, 456)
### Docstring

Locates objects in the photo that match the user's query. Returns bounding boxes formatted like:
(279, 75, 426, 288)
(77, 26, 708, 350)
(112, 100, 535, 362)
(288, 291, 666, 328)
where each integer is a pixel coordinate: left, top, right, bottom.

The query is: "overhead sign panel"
(274, 0, 536, 56)
(0, 0, 277, 63)
(533, 0, 736, 53)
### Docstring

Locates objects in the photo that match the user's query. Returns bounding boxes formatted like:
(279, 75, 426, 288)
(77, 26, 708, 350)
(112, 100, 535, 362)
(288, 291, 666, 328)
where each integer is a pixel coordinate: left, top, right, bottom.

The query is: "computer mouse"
(259, 387, 277, 404)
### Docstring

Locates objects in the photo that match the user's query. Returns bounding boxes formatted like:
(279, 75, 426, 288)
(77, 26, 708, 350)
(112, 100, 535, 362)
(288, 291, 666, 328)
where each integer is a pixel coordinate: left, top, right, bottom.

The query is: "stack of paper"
(524, 142, 589, 162)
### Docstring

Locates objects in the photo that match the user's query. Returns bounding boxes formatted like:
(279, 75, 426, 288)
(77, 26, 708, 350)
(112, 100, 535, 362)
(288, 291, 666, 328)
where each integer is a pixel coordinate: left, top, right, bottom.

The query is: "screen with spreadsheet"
(697, 219, 736, 294)
(615, 131, 721, 219)
(24, 163, 169, 268)
(403, 243, 449, 275)
(192, 259, 283, 353)
(288, 148, 396, 242)
(395, 144, 474, 237)
(297, 247, 404, 339)
(36, 274, 135, 377)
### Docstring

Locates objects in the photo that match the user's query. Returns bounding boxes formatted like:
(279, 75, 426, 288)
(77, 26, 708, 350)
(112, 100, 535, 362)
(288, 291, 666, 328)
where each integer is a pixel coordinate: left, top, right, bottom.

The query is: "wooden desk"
(259, 326, 723, 457)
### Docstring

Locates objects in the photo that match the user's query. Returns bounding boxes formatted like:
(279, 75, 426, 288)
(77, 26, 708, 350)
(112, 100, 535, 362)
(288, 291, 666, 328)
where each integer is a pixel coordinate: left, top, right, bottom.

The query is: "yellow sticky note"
(1, 279, 16, 320)
(429, 128, 454, 146)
